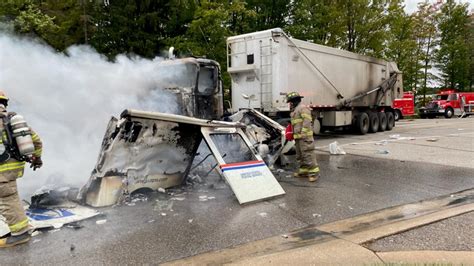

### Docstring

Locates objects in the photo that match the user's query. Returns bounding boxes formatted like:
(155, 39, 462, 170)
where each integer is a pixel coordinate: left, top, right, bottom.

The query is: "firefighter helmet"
(0, 90, 8, 102)
(286, 91, 303, 103)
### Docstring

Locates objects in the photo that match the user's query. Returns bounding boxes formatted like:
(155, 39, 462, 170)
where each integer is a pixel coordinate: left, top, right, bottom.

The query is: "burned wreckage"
(80, 57, 290, 207)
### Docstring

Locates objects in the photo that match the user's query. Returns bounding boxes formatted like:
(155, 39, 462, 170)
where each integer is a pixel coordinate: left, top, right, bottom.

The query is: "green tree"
(339, 0, 388, 57)
(245, 0, 291, 31)
(408, 1, 439, 100)
(436, 0, 471, 90)
(287, 0, 344, 47)
(384, 0, 418, 91)
(468, 13, 474, 90)
(0, 1, 59, 45)
(0, 0, 93, 51)
(91, 0, 197, 58)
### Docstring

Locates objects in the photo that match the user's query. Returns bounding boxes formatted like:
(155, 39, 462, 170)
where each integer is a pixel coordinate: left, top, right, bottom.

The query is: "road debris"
(389, 134, 400, 139)
(1, 196, 100, 236)
(171, 197, 186, 201)
(329, 141, 346, 155)
(312, 213, 322, 218)
(426, 138, 439, 142)
(376, 149, 390, 154)
(96, 219, 107, 225)
(258, 212, 268, 218)
(375, 140, 388, 146)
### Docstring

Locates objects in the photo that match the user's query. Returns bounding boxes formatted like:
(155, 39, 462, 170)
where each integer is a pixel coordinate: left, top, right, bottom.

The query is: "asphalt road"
(1, 117, 473, 265)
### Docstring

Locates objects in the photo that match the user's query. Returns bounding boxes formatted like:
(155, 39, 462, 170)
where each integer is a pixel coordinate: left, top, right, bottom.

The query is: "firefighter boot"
(308, 174, 320, 182)
(0, 232, 31, 248)
(293, 172, 306, 178)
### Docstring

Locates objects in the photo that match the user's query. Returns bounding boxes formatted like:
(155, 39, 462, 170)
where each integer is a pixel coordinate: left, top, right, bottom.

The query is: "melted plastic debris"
(329, 141, 346, 155)
(96, 219, 107, 225)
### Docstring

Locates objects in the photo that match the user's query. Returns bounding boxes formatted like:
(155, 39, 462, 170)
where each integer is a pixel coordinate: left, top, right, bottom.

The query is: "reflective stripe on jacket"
(0, 109, 42, 182)
(290, 103, 313, 140)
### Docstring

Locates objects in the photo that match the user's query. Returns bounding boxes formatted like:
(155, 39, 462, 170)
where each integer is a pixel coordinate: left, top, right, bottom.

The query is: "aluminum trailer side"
(227, 28, 403, 134)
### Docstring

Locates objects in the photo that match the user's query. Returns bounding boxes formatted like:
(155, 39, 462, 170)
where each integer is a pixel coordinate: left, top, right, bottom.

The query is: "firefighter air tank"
(10, 115, 35, 157)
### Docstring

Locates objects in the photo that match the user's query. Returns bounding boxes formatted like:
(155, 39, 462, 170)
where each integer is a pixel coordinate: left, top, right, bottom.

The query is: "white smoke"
(0, 33, 183, 198)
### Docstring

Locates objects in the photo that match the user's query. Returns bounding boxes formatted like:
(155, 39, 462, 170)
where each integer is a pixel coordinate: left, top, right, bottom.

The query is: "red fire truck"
(419, 89, 474, 118)
(392, 92, 415, 121)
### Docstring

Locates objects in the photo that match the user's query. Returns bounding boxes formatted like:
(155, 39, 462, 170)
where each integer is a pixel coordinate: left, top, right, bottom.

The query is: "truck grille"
(427, 102, 438, 109)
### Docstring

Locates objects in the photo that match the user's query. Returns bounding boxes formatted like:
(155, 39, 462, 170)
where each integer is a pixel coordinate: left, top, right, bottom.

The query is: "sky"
(404, 0, 473, 13)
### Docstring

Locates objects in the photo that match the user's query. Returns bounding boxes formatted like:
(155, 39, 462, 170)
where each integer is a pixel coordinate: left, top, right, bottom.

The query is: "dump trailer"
(227, 28, 403, 134)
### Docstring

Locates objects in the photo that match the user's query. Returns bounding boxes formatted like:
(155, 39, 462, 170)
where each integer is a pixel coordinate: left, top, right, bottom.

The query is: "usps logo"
(220, 160, 266, 173)
(26, 208, 74, 221)
(220, 161, 266, 179)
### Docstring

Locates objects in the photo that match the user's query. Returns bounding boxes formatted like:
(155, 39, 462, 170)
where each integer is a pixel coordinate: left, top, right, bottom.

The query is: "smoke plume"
(0, 34, 182, 198)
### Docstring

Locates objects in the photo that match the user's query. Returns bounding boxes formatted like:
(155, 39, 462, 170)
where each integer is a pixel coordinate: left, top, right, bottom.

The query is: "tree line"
(1, 0, 473, 94)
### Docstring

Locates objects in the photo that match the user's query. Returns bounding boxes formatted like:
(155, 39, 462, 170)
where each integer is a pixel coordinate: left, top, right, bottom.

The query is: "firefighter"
(0, 90, 43, 248)
(286, 92, 320, 182)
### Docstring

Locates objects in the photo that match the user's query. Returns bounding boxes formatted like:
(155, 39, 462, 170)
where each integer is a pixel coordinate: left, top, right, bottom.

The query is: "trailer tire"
(394, 110, 402, 121)
(378, 112, 387, 132)
(312, 119, 321, 135)
(444, 107, 454, 119)
(386, 112, 395, 131)
(368, 112, 379, 133)
(355, 112, 370, 135)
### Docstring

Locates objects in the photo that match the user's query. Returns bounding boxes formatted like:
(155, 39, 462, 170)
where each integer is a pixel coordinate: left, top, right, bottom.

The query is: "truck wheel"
(378, 112, 387, 132)
(355, 112, 369, 135)
(368, 112, 379, 133)
(420, 113, 427, 119)
(444, 108, 454, 119)
(394, 110, 402, 121)
(312, 119, 321, 135)
(386, 112, 395, 131)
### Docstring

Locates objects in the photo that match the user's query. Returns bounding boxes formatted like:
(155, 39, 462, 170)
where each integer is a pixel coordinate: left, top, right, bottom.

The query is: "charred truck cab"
(155, 57, 223, 120)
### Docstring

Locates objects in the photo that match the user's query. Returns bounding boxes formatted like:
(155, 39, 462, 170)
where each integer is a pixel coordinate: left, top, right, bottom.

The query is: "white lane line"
(315, 132, 474, 150)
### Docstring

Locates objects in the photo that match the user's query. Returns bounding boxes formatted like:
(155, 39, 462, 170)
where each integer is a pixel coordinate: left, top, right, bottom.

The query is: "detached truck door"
(201, 127, 285, 204)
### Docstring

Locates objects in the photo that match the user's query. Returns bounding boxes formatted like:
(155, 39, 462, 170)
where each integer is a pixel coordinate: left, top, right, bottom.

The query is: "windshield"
(154, 62, 198, 89)
(447, 94, 458, 101)
(435, 95, 448, 100)
(210, 133, 256, 164)
(198, 66, 218, 95)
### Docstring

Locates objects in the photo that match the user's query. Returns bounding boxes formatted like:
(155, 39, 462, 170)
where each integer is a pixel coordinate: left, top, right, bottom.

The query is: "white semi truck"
(227, 28, 403, 134)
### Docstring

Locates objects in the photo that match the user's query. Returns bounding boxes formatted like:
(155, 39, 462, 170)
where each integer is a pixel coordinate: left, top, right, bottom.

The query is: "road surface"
(1, 117, 472, 264)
